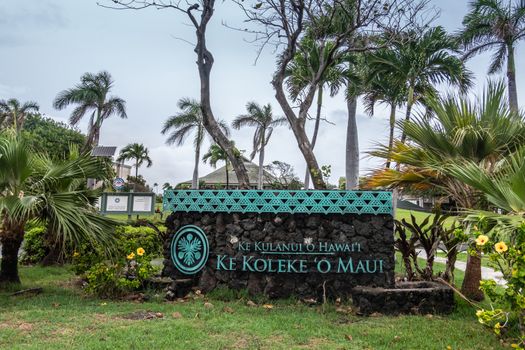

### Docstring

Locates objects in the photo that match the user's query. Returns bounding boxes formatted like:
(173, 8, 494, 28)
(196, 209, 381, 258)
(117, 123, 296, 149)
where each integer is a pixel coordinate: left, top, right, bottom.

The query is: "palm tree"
(286, 38, 345, 188)
(367, 81, 525, 300)
(53, 71, 127, 149)
(161, 98, 229, 190)
(162, 182, 173, 191)
(362, 73, 406, 169)
(117, 143, 153, 189)
(203, 144, 240, 189)
(460, 0, 525, 111)
(369, 26, 473, 143)
(0, 98, 39, 133)
(232, 102, 286, 190)
(0, 132, 117, 284)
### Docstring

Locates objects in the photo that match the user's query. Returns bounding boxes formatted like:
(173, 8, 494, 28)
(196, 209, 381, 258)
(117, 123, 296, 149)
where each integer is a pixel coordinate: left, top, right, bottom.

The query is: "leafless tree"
(98, 0, 251, 187)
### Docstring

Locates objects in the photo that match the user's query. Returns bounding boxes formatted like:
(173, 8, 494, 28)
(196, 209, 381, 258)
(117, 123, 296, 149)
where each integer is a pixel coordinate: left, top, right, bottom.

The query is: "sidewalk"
(416, 250, 506, 285)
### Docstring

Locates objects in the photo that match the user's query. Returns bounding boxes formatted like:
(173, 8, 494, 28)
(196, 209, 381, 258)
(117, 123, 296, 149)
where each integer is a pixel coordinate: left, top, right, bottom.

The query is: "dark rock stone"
(352, 281, 455, 315)
(241, 219, 257, 231)
(162, 211, 395, 301)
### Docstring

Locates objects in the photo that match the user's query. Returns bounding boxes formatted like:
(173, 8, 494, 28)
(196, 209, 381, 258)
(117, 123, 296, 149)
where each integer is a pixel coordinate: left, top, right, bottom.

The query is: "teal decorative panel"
(163, 190, 392, 216)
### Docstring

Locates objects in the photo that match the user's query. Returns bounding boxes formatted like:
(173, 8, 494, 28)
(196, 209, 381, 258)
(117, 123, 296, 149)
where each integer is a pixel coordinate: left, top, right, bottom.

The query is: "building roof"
(179, 161, 276, 187)
(91, 146, 117, 157)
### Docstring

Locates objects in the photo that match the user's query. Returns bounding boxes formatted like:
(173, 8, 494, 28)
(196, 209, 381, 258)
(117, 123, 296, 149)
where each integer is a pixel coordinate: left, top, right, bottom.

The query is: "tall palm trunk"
(0, 220, 24, 284)
(304, 86, 323, 189)
(345, 95, 359, 190)
(192, 145, 201, 189)
(461, 252, 484, 301)
(400, 85, 414, 144)
(386, 103, 396, 169)
(225, 163, 230, 189)
(258, 131, 265, 190)
(134, 159, 139, 192)
(507, 44, 518, 111)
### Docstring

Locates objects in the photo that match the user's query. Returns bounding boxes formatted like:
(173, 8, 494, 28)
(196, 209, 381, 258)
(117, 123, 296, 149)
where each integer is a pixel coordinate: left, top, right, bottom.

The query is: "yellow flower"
(494, 241, 508, 253)
(136, 247, 145, 256)
(475, 310, 483, 317)
(475, 235, 489, 246)
(511, 344, 519, 348)
(127, 252, 135, 260)
(73, 251, 80, 258)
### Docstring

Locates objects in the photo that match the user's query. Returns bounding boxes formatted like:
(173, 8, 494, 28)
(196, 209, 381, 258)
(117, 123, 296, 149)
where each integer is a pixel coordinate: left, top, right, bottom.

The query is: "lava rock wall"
(163, 211, 395, 300)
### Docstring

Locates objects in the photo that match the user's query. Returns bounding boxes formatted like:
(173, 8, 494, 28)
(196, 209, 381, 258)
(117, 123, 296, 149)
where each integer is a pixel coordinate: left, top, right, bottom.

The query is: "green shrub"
(19, 226, 47, 265)
(472, 220, 525, 347)
(85, 250, 158, 298)
(115, 225, 162, 257)
(72, 224, 163, 277)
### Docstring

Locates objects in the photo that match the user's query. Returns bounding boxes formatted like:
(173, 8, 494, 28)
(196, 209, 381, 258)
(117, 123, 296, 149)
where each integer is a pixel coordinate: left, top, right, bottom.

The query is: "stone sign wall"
(162, 209, 394, 300)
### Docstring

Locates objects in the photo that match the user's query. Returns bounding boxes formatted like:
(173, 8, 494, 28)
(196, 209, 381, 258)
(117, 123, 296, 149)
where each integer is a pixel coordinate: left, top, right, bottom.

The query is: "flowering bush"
(85, 247, 158, 298)
(473, 220, 525, 348)
(72, 224, 162, 274)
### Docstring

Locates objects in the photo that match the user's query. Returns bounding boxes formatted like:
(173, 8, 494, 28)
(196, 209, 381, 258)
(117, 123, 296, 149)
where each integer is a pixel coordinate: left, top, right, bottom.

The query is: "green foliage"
(53, 70, 127, 148)
(471, 220, 525, 345)
(115, 225, 162, 256)
(395, 212, 463, 281)
(19, 226, 47, 265)
(21, 114, 85, 160)
(72, 224, 163, 275)
(0, 133, 117, 284)
(85, 251, 157, 298)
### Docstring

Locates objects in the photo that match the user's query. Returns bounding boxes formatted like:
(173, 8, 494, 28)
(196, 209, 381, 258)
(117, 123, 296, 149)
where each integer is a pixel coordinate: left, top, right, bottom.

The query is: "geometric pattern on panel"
(163, 190, 392, 216)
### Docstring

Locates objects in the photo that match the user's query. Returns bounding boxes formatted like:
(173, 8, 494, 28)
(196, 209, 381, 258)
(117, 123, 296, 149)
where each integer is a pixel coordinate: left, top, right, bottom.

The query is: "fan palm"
(0, 132, 117, 284)
(232, 102, 286, 190)
(460, 0, 525, 111)
(116, 143, 153, 187)
(367, 81, 525, 300)
(161, 98, 229, 189)
(0, 98, 39, 133)
(53, 71, 127, 149)
(368, 26, 473, 143)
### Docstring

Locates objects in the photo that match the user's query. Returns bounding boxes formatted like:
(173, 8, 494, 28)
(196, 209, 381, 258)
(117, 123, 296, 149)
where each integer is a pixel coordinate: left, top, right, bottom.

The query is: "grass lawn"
(395, 209, 458, 228)
(0, 264, 506, 350)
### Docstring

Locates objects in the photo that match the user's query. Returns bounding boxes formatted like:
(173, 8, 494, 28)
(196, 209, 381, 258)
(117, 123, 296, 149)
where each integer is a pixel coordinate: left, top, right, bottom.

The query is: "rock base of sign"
(352, 281, 455, 315)
(162, 211, 395, 301)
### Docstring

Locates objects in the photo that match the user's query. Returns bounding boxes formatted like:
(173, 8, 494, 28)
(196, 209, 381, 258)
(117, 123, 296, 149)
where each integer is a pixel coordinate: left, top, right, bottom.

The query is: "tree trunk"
(191, 1, 250, 188)
(400, 86, 414, 144)
(461, 252, 484, 301)
(0, 223, 24, 285)
(192, 144, 200, 189)
(258, 134, 265, 190)
(507, 44, 518, 112)
(134, 159, 139, 192)
(304, 86, 323, 189)
(345, 95, 359, 190)
(225, 163, 229, 189)
(386, 103, 396, 169)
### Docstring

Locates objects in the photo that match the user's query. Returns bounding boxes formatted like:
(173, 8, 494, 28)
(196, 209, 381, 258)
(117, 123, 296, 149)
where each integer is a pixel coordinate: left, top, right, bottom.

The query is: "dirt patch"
(297, 337, 333, 349)
(51, 327, 75, 336)
(17, 323, 34, 331)
(120, 310, 164, 320)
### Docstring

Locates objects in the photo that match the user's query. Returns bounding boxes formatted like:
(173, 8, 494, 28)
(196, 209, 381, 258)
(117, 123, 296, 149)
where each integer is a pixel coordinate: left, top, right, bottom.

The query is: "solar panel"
(91, 146, 117, 157)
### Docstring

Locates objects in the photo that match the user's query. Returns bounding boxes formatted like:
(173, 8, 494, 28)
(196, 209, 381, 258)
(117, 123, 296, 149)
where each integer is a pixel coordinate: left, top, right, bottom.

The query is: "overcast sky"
(2, 0, 524, 188)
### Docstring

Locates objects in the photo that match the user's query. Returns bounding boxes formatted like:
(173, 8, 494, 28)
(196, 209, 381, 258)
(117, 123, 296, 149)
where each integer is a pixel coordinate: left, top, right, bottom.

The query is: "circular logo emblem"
(170, 225, 209, 275)
(113, 177, 125, 190)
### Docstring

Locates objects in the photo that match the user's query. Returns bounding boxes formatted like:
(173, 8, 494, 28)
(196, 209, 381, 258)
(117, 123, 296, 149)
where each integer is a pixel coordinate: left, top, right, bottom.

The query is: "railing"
(163, 190, 392, 215)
